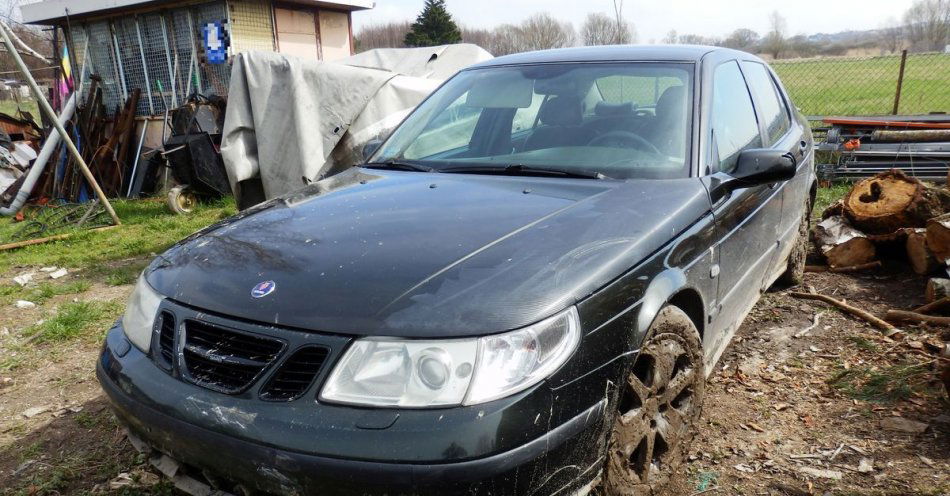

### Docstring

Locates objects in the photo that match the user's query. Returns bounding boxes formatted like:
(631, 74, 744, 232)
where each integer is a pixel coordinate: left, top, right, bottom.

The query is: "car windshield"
(370, 62, 693, 180)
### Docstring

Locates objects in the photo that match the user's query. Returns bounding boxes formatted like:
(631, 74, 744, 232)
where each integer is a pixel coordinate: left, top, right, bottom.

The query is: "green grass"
(813, 182, 851, 219)
(828, 362, 939, 403)
(0, 197, 236, 274)
(772, 52, 950, 116)
(0, 98, 40, 121)
(0, 280, 92, 306)
(22, 300, 123, 344)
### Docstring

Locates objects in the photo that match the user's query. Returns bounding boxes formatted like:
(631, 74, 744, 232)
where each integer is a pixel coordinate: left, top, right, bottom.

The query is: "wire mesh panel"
(113, 17, 152, 115)
(63, 0, 248, 117)
(138, 13, 174, 115)
(66, 25, 91, 100)
(228, 0, 275, 54)
(84, 20, 124, 113)
(771, 52, 950, 117)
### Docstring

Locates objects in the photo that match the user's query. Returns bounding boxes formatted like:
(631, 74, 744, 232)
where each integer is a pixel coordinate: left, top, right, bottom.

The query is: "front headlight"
(122, 274, 164, 352)
(320, 307, 580, 407)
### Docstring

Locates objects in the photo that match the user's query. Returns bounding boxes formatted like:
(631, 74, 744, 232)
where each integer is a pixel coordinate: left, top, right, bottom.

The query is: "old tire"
(601, 305, 705, 496)
(167, 186, 197, 215)
(777, 200, 810, 287)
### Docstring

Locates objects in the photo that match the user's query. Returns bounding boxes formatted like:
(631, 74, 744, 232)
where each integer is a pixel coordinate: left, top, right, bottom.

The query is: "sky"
(352, 0, 915, 43)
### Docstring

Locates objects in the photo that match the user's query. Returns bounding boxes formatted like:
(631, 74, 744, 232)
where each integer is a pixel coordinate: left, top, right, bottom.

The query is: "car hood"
(146, 168, 710, 337)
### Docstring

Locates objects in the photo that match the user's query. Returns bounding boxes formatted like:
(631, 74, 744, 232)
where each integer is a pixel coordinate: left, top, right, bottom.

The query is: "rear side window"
(711, 61, 761, 173)
(742, 62, 791, 145)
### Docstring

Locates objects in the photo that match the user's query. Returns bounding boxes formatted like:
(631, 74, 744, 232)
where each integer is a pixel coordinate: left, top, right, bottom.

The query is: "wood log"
(813, 216, 876, 268)
(884, 309, 950, 326)
(926, 278, 950, 303)
(789, 292, 896, 332)
(906, 228, 940, 275)
(842, 169, 950, 234)
(912, 296, 950, 314)
(926, 213, 950, 264)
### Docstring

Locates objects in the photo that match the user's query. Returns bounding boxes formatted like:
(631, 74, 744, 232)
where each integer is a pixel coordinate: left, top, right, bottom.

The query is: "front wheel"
(777, 198, 811, 286)
(601, 305, 705, 495)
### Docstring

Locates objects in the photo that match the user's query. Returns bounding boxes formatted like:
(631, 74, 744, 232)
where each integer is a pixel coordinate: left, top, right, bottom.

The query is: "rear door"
(701, 59, 783, 361)
(741, 60, 812, 280)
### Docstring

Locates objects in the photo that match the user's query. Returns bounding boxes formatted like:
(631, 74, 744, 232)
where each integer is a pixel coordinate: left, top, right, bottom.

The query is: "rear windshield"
(371, 62, 694, 180)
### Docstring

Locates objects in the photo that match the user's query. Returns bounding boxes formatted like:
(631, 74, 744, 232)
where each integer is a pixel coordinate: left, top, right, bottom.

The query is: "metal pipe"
(127, 119, 148, 197)
(110, 21, 129, 102)
(0, 94, 76, 216)
(0, 23, 120, 225)
(134, 18, 155, 114)
(160, 15, 178, 108)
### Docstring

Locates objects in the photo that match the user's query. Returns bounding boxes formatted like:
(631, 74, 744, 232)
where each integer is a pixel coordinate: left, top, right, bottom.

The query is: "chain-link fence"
(65, 0, 235, 116)
(771, 51, 950, 118)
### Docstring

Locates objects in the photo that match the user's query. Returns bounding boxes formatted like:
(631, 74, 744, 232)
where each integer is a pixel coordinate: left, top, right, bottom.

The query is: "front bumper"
(98, 323, 610, 495)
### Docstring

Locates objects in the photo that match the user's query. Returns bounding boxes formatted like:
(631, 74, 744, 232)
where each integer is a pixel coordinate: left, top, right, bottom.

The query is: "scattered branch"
(789, 292, 897, 332)
(804, 261, 882, 273)
(884, 309, 950, 326)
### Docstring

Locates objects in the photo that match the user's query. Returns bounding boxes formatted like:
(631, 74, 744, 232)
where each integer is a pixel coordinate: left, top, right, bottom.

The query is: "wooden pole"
(0, 226, 119, 252)
(0, 22, 120, 225)
(892, 49, 907, 115)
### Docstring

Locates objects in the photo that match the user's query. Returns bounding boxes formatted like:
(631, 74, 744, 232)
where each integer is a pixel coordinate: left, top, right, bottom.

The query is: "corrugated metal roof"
(21, 0, 374, 24)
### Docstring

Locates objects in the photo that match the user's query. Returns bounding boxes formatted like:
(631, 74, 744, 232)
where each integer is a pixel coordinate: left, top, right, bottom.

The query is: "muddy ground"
(0, 259, 947, 495)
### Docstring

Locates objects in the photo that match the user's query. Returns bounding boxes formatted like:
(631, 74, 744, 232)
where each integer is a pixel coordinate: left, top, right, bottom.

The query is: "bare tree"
(662, 29, 678, 44)
(879, 17, 904, 53)
(461, 26, 494, 50)
(762, 11, 788, 59)
(722, 28, 760, 51)
(488, 24, 524, 56)
(581, 12, 634, 45)
(356, 21, 411, 51)
(903, 0, 950, 52)
(517, 13, 575, 51)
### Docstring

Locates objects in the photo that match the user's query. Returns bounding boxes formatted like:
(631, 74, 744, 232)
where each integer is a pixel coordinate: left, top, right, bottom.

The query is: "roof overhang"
(21, 0, 374, 25)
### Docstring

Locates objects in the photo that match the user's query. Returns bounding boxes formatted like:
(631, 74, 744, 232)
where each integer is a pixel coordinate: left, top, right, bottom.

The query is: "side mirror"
(362, 139, 383, 162)
(732, 148, 796, 185)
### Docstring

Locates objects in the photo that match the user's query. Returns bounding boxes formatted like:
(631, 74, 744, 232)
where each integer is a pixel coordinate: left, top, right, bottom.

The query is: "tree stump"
(925, 278, 950, 303)
(906, 228, 939, 275)
(843, 169, 950, 234)
(814, 216, 876, 268)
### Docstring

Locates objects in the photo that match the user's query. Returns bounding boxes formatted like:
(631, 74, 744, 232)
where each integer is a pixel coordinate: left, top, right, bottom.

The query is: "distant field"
(771, 52, 950, 117)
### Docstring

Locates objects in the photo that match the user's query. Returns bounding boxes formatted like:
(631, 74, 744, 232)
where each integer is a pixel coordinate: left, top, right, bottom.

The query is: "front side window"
(372, 62, 694, 180)
(710, 61, 761, 173)
(741, 62, 790, 145)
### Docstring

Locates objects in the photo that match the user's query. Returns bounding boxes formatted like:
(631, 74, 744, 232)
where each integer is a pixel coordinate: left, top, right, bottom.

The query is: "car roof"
(467, 45, 756, 69)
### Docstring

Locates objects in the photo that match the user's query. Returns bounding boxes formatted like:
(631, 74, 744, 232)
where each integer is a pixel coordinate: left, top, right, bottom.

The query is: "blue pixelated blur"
(202, 21, 229, 64)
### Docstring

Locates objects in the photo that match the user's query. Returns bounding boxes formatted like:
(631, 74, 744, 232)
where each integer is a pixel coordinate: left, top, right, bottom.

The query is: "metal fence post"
(892, 49, 907, 115)
(109, 20, 129, 102)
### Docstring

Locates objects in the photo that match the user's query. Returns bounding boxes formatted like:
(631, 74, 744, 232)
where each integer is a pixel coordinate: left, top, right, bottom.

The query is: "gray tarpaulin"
(220, 44, 492, 204)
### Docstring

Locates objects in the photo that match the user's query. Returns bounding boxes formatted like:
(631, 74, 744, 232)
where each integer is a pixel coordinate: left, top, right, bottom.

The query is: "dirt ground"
(0, 258, 947, 495)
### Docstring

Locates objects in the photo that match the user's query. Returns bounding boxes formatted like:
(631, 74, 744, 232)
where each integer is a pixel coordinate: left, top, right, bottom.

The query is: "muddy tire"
(777, 200, 810, 287)
(601, 305, 705, 496)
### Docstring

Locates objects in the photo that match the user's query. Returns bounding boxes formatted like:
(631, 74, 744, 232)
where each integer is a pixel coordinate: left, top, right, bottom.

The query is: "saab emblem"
(251, 280, 276, 298)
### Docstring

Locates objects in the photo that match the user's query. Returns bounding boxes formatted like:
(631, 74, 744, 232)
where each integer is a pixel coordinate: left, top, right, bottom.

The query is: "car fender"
(634, 268, 689, 347)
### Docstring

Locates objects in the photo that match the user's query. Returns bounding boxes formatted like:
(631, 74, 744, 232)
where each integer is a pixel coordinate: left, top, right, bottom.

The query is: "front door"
(703, 59, 783, 363)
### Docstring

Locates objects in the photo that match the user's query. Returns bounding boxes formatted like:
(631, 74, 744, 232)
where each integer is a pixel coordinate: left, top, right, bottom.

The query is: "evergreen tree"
(404, 0, 462, 47)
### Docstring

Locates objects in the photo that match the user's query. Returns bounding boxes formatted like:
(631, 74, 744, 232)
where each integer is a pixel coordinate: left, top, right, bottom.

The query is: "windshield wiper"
(362, 159, 436, 173)
(441, 164, 611, 180)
